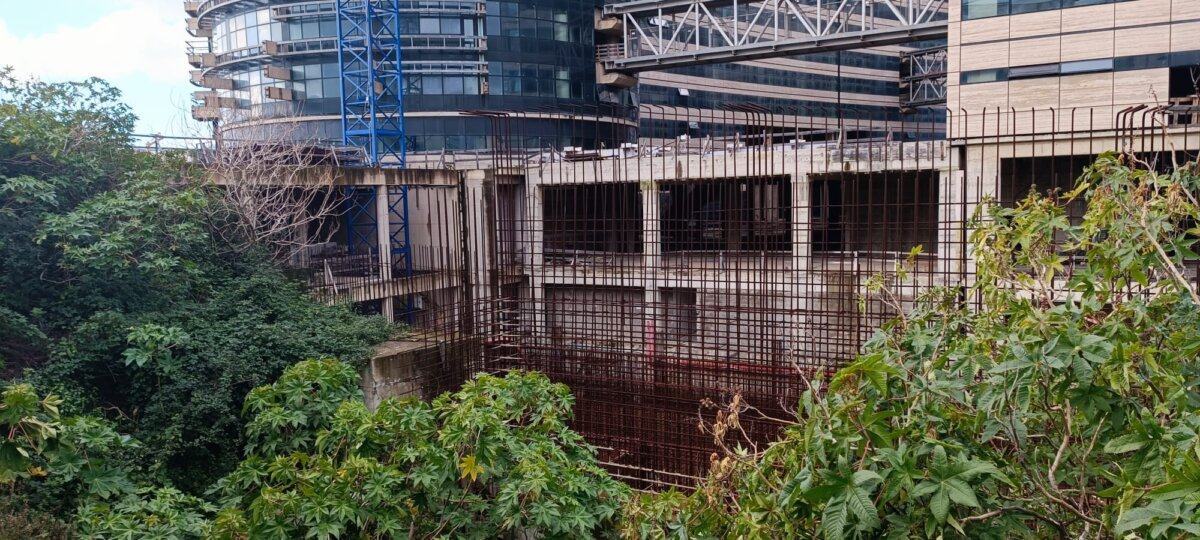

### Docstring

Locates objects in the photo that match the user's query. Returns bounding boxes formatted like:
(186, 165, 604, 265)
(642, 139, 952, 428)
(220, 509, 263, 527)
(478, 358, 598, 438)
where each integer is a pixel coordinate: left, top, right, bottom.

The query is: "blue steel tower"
(336, 0, 413, 323)
(336, 0, 406, 167)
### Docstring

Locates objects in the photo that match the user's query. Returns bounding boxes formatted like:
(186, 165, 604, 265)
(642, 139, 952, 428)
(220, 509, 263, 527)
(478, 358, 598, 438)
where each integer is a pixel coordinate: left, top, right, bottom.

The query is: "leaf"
(458, 454, 484, 483)
(930, 490, 950, 523)
(1149, 481, 1200, 500)
(845, 486, 879, 530)
(1104, 433, 1148, 454)
(1114, 501, 1183, 534)
(821, 498, 848, 540)
(943, 479, 980, 509)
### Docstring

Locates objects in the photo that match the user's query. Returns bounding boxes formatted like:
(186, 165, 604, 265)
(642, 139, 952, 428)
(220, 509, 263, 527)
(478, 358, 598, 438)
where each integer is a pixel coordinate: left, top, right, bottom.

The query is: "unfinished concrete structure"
(212, 0, 1200, 487)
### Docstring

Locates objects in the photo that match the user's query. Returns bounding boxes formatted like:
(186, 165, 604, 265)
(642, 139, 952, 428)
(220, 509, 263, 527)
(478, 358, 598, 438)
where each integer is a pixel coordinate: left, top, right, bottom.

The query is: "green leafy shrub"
(624, 155, 1200, 538)
(214, 361, 628, 539)
(0, 383, 61, 484)
(75, 487, 215, 539)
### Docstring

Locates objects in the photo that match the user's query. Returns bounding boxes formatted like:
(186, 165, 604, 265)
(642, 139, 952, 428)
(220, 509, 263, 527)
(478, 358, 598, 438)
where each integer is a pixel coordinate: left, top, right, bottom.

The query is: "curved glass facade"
(192, 0, 635, 154)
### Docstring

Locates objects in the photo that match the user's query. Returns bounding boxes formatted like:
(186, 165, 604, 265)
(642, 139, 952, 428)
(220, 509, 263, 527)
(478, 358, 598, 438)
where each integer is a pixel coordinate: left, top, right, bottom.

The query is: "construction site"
(184, 0, 1200, 487)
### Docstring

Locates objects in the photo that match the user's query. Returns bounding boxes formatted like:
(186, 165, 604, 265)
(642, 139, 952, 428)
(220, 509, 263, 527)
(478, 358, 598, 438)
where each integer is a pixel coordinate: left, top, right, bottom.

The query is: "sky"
(0, 0, 201, 137)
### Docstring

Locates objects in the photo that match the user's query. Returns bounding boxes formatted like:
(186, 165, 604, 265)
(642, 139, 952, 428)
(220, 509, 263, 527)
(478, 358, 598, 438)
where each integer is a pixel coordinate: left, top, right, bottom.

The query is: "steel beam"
(601, 0, 948, 75)
(607, 22, 946, 73)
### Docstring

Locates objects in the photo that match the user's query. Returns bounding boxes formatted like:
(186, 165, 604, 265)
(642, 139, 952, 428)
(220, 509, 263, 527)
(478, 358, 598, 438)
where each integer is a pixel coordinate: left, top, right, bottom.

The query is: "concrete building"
(197, 0, 1200, 485)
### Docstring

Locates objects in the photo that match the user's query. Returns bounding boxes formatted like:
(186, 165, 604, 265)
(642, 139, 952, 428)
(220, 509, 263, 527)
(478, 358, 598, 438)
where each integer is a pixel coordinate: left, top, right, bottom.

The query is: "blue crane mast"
(336, 0, 413, 320)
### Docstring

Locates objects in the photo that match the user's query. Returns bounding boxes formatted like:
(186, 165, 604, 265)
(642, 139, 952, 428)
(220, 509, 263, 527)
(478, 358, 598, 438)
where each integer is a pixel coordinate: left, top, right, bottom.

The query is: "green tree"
(0, 68, 138, 375)
(213, 361, 629, 539)
(0, 70, 391, 493)
(624, 155, 1200, 538)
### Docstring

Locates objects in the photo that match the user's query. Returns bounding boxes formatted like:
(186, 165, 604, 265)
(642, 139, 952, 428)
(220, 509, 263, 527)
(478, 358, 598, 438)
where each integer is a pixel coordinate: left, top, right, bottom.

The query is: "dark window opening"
(543, 183, 642, 254)
(1171, 65, 1200, 99)
(660, 288, 698, 343)
(1169, 66, 1200, 125)
(660, 176, 791, 252)
(810, 171, 939, 255)
(1000, 156, 1092, 226)
(496, 183, 520, 266)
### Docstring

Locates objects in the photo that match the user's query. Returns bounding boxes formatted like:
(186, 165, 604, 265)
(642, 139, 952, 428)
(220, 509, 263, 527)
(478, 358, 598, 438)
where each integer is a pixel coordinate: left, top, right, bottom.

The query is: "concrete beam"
(210, 166, 463, 188)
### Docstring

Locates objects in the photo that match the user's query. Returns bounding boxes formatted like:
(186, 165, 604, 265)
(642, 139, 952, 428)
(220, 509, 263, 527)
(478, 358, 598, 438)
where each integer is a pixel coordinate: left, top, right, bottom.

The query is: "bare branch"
(194, 112, 352, 261)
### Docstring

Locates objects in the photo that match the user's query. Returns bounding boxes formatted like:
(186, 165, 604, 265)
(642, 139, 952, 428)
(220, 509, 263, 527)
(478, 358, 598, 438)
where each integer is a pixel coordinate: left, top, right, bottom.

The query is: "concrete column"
(786, 170, 813, 370)
(464, 170, 494, 334)
(526, 169, 547, 339)
(375, 185, 395, 323)
(641, 179, 662, 373)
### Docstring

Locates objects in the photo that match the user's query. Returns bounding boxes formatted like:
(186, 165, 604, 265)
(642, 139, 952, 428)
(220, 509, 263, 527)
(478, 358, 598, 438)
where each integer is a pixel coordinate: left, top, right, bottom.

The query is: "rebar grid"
(360, 103, 1200, 488)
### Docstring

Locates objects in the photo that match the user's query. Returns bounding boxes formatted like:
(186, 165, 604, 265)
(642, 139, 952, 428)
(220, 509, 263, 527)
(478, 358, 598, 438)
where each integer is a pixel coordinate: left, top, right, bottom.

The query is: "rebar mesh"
(351, 103, 1200, 488)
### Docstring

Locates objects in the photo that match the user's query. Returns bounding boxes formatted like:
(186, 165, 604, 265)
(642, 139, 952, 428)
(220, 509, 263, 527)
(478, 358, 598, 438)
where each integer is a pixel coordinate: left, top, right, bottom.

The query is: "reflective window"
(485, 1, 587, 44)
(962, 0, 1008, 19)
(1060, 58, 1113, 75)
(961, 68, 1007, 84)
(1010, 0, 1060, 15)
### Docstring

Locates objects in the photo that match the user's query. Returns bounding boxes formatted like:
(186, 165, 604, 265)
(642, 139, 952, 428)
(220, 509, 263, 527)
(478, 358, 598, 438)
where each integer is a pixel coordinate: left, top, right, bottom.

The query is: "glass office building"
(186, 0, 636, 155)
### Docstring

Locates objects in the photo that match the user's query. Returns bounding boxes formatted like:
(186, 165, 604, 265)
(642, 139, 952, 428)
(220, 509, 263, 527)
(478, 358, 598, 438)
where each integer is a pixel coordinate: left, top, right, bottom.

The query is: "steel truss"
(901, 47, 947, 109)
(336, 0, 407, 167)
(602, 0, 947, 72)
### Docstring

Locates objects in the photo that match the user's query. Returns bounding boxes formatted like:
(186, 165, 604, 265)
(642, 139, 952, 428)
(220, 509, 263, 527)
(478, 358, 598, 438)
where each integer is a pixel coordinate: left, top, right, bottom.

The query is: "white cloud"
(0, 0, 187, 84)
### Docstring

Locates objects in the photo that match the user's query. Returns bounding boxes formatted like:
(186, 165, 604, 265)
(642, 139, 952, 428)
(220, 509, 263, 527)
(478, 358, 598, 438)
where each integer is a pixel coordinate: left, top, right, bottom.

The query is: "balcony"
(193, 91, 238, 109)
(190, 70, 235, 90)
(405, 35, 487, 52)
(264, 65, 292, 81)
(261, 38, 337, 57)
(191, 105, 221, 121)
(185, 17, 212, 38)
(264, 86, 295, 101)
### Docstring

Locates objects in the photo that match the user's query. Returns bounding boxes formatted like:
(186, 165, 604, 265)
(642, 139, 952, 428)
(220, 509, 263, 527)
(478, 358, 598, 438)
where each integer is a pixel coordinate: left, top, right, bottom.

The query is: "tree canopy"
(0, 70, 390, 519)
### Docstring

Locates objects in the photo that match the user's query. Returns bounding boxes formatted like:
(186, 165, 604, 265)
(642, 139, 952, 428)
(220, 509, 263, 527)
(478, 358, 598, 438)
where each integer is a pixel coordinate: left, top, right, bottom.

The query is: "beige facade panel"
(1115, 26, 1171, 57)
(1171, 21, 1200, 52)
(1115, 0, 1174, 26)
(1061, 3, 1116, 33)
(1008, 10, 1061, 39)
(955, 81, 1010, 111)
(1008, 78, 1061, 112)
(1113, 68, 1168, 106)
(959, 42, 1010, 71)
(1060, 31, 1114, 62)
(1053, 105, 1116, 133)
(1058, 72, 1115, 108)
(1010, 36, 1062, 66)
(1175, 1, 1200, 18)
(960, 17, 1010, 43)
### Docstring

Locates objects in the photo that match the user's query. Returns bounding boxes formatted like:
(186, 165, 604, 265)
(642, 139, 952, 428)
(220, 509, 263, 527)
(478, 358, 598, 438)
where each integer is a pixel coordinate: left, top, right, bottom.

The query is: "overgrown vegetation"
(0, 71, 389, 525)
(624, 154, 1200, 538)
(7, 67, 1200, 538)
(209, 362, 627, 538)
(5, 365, 626, 538)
